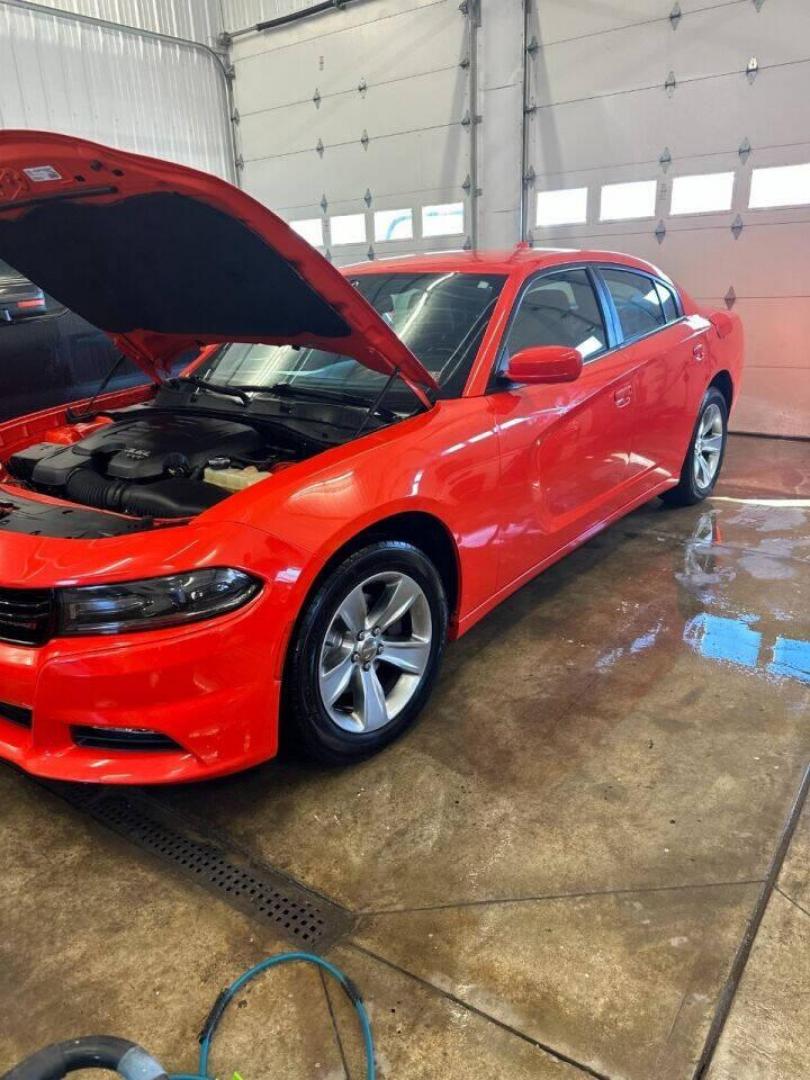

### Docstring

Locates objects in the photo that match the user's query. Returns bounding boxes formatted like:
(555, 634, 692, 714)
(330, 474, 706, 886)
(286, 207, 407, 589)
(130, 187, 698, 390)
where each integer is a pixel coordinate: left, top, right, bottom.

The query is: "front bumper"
(0, 601, 283, 784)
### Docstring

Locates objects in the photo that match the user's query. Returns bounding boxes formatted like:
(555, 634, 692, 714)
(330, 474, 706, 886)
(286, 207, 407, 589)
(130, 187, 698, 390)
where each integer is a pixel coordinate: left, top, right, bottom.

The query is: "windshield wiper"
(167, 375, 251, 406)
(224, 381, 379, 410)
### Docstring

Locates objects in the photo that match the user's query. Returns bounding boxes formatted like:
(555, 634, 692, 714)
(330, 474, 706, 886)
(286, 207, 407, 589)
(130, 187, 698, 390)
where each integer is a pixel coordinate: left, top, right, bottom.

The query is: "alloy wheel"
(693, 402, 724, 489)
(318, 571, 433, 734)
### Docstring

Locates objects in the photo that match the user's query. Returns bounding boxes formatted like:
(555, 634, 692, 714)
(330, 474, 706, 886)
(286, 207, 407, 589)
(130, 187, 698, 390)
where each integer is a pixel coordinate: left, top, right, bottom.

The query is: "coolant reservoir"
(204, 465, 271, 492)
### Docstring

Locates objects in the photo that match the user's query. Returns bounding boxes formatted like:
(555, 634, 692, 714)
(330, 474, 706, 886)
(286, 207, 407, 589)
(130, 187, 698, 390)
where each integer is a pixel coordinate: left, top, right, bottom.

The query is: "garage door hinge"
(231, 108, 240, 125)
(654, 220, 667, 244)
(360, 129, 370, 150)
(358, 78, 368, 96)
(312, 88, 321, 108)
(739, 137, 752, 163)
(224, 63, 236, 81)
(527, 36, 539, 56)
(460, 56, 471, 69)
(217, 31, 233, 48)
(664, 70, 677, 96)
(523, 165, 536, 187)
(461, 110, 482, 127)
(746, 56, 759, 82)
(731, 215, 744, 239)
(367, 245, 375, 261)
(459, 0, 481, 23)
(659, 147, 672, 171)
(724, 286, 737, 309)
(316, 138, 325, 157)
(462, 174, 482, 196)
(320, 194, 329, 213)
(363, 188, 373, 207)
(234, 154, 244, 171)
(669, 3, 682, 29)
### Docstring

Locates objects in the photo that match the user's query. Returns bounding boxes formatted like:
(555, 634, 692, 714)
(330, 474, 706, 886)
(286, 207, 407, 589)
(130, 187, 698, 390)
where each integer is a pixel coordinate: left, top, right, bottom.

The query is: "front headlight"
(56, 568, 262, 636)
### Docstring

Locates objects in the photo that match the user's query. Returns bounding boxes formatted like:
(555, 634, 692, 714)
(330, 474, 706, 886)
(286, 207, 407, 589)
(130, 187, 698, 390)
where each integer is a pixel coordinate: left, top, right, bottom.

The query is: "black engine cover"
(25, 412, 265, 487)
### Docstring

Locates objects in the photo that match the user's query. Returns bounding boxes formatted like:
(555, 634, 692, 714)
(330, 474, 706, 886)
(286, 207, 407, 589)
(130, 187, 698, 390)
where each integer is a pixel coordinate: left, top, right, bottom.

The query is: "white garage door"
(526, 0, 810, 437)
(228, 0, 477, 264)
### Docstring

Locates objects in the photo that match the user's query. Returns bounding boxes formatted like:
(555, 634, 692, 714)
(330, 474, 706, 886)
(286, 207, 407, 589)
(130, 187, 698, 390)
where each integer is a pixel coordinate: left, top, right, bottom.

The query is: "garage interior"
(1, 2, 809, 1079)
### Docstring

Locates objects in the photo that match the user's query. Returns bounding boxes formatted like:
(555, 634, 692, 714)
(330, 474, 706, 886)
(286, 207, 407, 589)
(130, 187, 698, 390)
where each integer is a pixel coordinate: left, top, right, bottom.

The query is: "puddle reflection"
(684, 612, 810, 684)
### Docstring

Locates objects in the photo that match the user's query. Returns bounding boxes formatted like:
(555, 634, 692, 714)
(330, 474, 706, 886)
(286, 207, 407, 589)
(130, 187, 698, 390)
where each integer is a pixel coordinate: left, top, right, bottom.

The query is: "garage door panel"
(536, 223, 810, 299)
(727, 299, 810, 374)
(732, 366, 810, 437)
(243, 124, 465, 213)
(530, 63, 810, 178)
(533, 0, 672, 46)
(533, 0, 809, 107)
(232, 0, 451, 62)
(240, 67, 464, 162)
(233, 1, 462, 109)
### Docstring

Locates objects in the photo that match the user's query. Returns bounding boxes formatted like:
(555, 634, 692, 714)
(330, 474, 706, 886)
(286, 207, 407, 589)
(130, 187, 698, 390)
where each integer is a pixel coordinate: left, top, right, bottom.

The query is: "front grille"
(71, 725, 181, 752)
(0, 701, 32, 728)
(0, 587, 53, 646)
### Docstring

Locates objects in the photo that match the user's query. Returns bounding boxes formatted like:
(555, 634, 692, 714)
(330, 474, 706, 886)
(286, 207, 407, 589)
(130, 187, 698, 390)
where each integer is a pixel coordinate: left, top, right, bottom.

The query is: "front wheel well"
(709, 370, 733, 411)
(307, 512, 460, 623)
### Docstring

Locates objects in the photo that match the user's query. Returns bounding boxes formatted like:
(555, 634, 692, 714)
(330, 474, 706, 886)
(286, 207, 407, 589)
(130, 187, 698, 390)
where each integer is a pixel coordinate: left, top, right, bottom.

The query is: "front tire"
(285, 541, 448, 765)
(661, 387, 728, 507)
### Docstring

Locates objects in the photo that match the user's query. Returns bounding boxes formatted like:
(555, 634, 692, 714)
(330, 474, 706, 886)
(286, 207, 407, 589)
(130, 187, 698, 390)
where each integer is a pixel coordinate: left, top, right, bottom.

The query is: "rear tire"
(661, 387, 728, 507)
(285, 541, 448, 765)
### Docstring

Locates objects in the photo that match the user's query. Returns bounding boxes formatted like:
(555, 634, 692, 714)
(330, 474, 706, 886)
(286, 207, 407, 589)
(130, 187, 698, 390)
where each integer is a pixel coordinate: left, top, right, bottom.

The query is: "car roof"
(342, 246, 668, 281)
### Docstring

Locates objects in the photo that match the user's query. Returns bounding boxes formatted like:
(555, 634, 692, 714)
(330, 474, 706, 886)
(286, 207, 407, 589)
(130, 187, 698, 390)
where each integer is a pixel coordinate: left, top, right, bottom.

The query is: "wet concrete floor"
(1, 434, 809, 1079)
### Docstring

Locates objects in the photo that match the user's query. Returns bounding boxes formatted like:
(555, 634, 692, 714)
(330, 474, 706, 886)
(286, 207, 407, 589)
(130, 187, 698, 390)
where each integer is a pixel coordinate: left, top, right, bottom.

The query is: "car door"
(597, 266, 704, 482)
(491, 266, 642, 590)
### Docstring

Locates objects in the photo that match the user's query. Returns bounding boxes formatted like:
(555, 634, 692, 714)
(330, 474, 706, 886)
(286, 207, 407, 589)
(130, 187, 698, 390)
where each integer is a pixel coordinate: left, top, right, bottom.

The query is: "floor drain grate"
(68, 791, 352, 950)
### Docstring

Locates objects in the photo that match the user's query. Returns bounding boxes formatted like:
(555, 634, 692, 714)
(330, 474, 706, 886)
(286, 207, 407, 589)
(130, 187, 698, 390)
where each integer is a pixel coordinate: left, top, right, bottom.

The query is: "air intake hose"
(64, 469, 228, 518)
(64, 469, 128, 512)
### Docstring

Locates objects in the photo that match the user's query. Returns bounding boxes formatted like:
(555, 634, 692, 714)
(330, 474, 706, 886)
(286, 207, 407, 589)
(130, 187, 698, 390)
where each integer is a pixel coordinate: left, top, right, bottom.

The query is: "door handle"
(693, 342, 706, 362)
(613, 384, 633, 408)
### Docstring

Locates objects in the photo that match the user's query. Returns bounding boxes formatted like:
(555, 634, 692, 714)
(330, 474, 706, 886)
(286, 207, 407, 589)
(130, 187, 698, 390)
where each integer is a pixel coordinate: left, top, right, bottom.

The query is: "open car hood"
(0, 131, 438, 398)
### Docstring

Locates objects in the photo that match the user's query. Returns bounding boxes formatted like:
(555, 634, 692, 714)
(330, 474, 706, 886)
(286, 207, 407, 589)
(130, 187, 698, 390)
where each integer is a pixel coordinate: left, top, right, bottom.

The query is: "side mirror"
(503, 345, 583, 385)
(709, 311, 734, 339)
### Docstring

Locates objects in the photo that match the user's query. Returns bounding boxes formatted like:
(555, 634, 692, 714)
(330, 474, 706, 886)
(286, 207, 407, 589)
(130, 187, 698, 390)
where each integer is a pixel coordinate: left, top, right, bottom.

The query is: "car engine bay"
(1, 406, 321, 527)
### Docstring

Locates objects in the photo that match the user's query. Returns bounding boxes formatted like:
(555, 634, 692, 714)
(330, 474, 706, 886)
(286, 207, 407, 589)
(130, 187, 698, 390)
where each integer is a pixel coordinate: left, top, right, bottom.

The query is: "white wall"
(0, 0, 234, 179)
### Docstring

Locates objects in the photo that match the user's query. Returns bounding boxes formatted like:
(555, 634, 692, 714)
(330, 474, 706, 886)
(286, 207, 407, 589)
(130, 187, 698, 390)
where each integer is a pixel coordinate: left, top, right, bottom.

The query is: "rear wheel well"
(709, 370, 733, 411)
(308, 512, 459, 622)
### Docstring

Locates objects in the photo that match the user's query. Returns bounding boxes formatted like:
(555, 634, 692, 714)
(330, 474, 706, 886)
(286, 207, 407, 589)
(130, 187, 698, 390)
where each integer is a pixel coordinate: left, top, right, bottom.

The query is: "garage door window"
(503, 270, 607, 363)
(601, 268, 666, 341)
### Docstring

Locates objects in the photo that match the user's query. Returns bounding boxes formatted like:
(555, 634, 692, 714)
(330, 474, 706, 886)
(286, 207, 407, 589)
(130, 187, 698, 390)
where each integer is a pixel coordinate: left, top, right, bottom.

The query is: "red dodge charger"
(0, 132, 743, 783)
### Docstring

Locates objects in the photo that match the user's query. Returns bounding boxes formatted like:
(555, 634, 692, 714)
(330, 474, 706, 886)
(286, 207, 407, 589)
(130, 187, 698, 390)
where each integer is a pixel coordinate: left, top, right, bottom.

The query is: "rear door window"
(654, 279, 680, 323)
(600, 267, 666, 341)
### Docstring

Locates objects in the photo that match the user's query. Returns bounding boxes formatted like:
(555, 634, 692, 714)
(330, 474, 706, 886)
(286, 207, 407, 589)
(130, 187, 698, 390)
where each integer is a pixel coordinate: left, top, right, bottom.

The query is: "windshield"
(192, 271, 506, 403)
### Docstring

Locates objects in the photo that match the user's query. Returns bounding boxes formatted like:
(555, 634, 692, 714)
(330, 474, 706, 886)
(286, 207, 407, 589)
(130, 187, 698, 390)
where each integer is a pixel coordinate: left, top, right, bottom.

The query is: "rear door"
(491, 266, 642, 589)
(597, 266, 706, 482)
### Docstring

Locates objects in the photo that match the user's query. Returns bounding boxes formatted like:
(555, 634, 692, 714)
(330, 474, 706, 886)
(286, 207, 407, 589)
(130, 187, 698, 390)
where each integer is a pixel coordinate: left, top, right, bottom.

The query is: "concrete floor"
(1, 434, 809, 1079)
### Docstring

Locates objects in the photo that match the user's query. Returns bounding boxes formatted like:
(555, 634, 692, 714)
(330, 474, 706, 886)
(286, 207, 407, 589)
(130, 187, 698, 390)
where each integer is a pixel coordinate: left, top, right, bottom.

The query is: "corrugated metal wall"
(28, 0, 222, 42)
(0, 0, 233, 178)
